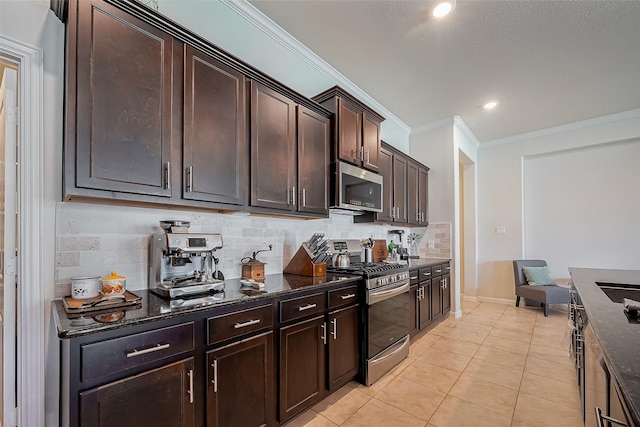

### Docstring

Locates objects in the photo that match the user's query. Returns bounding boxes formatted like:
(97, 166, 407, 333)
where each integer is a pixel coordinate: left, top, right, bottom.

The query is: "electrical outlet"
(428, 240, 435, 249)
(495, 226, 506, 235)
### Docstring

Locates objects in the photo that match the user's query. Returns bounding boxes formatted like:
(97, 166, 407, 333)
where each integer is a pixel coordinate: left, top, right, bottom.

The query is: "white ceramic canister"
(71, 276, 101, 299)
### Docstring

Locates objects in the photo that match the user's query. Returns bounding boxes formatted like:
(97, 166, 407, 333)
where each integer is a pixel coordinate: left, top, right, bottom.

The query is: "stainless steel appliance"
(148, 220, 225, 298)
(326, 239, 411, 385)
(332, 161, 383, 213)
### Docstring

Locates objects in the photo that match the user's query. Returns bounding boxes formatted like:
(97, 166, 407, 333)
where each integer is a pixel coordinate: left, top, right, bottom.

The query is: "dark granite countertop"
(569, 267, 640, 425)
(52, 273, 360, 339)
(406, 258, 450, 270)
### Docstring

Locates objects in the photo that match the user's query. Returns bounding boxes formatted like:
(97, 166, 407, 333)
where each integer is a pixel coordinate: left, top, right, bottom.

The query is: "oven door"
(366, 281, 412, 360)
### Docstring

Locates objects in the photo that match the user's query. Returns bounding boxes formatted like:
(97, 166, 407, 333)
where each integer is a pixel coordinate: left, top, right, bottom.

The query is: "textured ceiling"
(247, 0, 640, 143)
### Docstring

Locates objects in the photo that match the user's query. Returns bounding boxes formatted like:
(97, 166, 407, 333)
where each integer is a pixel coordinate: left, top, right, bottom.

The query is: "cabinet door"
(431, 275, 442, 320)
(250, 82, 296, 211)
(80, 358, 195, 427)
(183, 46, 246, 205)
(378, 146, 394, 222)
(419, 282, 433, 330)
(297, 106, 330, 215)
(442, 273, 451, 315)
(328, 305, 360, 391)
(207, 332, 274, 427)
(73, 0, 175, 197)
(392, 155, 408, 223)
(407, 162, 419, 225)
(337, 98, 362, 166)
(279, 316, 326, 422)
(418, 166, 429, 225)
(362, 113, 380, 172)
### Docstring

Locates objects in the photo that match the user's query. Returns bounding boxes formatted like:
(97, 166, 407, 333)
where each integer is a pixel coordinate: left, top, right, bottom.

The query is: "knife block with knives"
(284, 233, 329, 277)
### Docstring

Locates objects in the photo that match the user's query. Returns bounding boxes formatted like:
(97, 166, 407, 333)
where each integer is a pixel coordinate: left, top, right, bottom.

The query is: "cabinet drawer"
(442, 262, 451, 274)
(208, 303, 274, 346)
(81, 322, 194, 382)
(409, 270, 420, 285)
(328, 285, 359, 310)
(431, 265, 443, 276)
(419, 267, 433, 281)
(280, 292, 326, 323)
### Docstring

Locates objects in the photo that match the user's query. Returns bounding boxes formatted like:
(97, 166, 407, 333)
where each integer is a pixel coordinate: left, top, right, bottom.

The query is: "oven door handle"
(368, 282, 410, 305)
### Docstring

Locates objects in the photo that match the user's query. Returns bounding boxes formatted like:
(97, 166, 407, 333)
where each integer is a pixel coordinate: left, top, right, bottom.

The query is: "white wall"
(477, 111, 640, 300)
(523, 139, 640, 277)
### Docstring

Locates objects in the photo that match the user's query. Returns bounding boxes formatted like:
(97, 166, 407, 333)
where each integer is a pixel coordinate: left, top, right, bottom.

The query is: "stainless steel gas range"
(326, 240, 412, 386)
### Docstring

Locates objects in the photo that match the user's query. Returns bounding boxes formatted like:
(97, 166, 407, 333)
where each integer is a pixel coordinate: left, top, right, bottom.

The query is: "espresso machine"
(148, 220, 225, 298)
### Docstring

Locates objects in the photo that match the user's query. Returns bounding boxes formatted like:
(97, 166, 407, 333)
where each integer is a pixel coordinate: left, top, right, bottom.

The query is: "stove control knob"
(389, 275, 395, 283)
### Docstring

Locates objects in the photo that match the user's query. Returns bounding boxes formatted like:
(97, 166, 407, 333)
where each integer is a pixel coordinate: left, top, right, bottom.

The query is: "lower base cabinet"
(80, 358, 196, 427)
(206, 332, 275, 427)
(279, 316, 326, 423)
(418, 281, 433, 330)
(328, 305, 360, 391)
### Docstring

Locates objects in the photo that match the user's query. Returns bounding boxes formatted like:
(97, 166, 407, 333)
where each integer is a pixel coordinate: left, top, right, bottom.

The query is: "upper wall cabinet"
(61, 0, 331, 216)
(183, 45, 246, 206)
(355, 142, 429, 227)
(65, 0, 178, 199)
(313, 87, 384, 172)
(250, 82, 330, 217)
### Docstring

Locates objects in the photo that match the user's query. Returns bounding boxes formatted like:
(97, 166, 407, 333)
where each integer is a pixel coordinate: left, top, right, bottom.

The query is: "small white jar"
(71, 276, 101, 299)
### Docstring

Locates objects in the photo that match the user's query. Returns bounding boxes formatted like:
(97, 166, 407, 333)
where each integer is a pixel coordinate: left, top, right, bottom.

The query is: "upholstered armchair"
(512, 260, 570, 317)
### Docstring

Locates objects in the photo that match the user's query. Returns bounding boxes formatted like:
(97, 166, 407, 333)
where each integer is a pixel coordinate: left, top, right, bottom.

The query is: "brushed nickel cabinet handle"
(211, 360, 218, 393)
(302, 188, 306, 207)
(291, 186, 296, 206)
(186, 166, 193, 192)
(126, 343, 170, 358)
(340, 293, 356, 300)
(187, 369, 194, 403)
(321, 322, 327, 344)
(234, 319, 261, 329)
(365, 150, 370, 163)
(331, 318, 337, 340)
(164, 162, 171, 190)
(298, 303, 317, 311)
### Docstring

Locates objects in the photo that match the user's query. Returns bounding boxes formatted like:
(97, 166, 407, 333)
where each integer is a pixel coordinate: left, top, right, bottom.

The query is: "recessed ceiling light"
(433, 0, 456, 18)
(483, 100, 499, 110)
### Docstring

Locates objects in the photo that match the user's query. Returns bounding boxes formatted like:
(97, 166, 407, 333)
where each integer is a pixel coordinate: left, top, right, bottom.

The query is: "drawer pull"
(331, 318, 337, 340)
(422, 272, 431, 276)
(233, 319, 261, 329)
(298, 303, 317, 312)
(340, 293, 356, 300)
(126, 343, 170, 358)
(410, 276, 418, 280)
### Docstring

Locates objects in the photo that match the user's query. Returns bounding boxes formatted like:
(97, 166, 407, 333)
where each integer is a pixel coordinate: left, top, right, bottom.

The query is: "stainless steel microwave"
(333, 161, 383, 213)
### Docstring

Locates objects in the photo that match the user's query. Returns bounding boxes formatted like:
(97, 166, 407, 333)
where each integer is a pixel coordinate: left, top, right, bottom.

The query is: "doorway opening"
(1, 58, 18, 427)
(458, 151, 476, 300)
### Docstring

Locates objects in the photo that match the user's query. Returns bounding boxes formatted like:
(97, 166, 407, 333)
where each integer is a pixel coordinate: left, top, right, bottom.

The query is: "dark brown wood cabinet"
(355, 142, 428, 225)
(441, 273, 451, 315)
(297, 106, 330, 215)
(62, 0, 332, 217)
(279, 315, 326, 422)
(183, 45, 246, 206)
(250, 83, 330, 217)
(418, 280, 433, 330)
(250, 81, 296, 211)
(313, 86, 384, 172)
(430, 263, 451, 319)
(206, 332, 274, 427)
(80, 358, 195, 427)
(328, 305, 360, 391)
(392, 154, 408, 223)
(66, 0, 177, 198)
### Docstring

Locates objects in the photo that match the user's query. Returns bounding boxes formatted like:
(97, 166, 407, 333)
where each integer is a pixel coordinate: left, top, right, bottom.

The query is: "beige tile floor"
(286, 300, 583, 427)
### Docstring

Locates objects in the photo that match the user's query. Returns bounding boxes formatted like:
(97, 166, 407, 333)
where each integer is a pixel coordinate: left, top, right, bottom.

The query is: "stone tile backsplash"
(55, 202, 437, 297)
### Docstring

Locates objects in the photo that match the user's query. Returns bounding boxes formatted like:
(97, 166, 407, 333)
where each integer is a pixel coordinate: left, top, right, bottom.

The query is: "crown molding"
(220, 0, 411, 136)
(482, 108, 640, 148)
(453, 116, 480, 149)
(410, 117, 454, 135)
